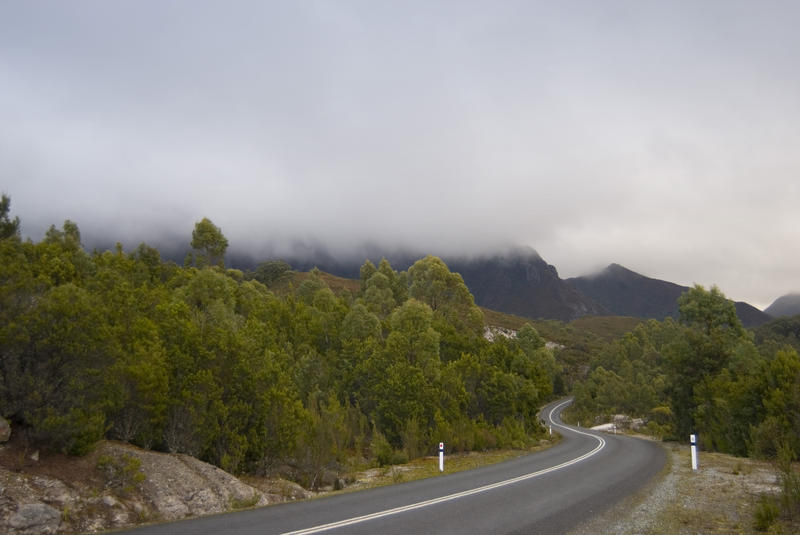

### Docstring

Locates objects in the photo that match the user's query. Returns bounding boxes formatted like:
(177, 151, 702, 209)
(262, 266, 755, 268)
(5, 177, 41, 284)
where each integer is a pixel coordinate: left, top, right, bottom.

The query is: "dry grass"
(332, 438, 561, 494)
(570, 440, 797, 534)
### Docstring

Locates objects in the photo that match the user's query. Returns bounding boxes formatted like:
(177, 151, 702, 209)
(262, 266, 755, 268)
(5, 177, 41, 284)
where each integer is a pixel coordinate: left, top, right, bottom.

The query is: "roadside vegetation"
(565, 283, 800, 529)
(0, 195, 557, 489)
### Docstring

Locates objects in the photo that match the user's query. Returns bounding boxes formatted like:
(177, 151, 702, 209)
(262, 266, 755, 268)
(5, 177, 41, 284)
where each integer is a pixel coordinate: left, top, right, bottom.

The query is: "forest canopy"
(0, 208, 557, 484)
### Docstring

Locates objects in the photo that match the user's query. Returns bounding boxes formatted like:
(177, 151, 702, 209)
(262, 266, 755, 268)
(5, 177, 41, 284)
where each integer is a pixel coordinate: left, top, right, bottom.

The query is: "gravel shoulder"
(569, 438, 785, 534)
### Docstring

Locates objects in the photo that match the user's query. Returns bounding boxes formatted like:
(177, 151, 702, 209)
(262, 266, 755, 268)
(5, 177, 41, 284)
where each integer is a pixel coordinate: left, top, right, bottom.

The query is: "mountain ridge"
(230, 244, 772, 327)
(764, 293, 800, 318)
(567, 263, 772, 327)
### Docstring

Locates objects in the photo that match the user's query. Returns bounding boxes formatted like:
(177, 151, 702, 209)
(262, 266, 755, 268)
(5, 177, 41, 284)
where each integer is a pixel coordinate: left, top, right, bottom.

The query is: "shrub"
(753, 495, 779, 531)
(97, 453, 146, 495)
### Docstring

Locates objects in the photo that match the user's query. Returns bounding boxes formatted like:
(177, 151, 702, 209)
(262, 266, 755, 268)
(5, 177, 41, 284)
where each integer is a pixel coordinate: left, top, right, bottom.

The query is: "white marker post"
(439, 442, 444, 472)
(690, 434, 698, 470)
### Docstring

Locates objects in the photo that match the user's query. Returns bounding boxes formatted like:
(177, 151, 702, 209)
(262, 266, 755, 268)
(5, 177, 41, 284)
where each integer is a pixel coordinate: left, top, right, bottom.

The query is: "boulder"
(8, 503, 61, 534)
(94, 443, 268, 520)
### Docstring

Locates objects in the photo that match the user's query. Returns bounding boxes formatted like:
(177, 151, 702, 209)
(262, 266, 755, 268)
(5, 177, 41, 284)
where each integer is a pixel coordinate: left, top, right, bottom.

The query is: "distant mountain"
(566, 264, 684, 320)
(446, 248, 610, 322)
(234, 244, 772, 327)
(764, 293, 800, 317)
(734, 302, 774, 328)
(567, 264, 772, 328)
(265, 245, 608, 322)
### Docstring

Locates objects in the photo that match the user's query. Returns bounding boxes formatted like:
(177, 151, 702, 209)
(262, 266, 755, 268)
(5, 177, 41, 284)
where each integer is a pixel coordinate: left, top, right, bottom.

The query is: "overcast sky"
(2, 1, 799, 309)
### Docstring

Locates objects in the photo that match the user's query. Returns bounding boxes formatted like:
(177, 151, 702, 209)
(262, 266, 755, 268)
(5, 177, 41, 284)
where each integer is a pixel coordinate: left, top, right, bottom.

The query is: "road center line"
(282, 399, 604, 535)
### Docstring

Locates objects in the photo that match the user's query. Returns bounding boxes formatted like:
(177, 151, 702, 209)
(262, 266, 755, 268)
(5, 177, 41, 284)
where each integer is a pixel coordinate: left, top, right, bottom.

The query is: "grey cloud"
(2, 1, 799, 309)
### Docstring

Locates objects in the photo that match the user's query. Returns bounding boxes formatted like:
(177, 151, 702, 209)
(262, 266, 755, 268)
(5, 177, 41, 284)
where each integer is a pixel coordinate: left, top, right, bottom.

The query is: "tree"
(0, 194, 20, 239)
(359, 260, 377, 291)
(191, 218, 228, 267)
(377, 258, 407, 305)
(341, 303, 381, 342)
(666, 285, 753, 439)
(360, 272, 395, 318)
(384, 299, 441, 380)
(252, 260, 293, 286)
(678, 285, 745, 339)
(407, 256, 484, 362)
(408, 256, 483, 332)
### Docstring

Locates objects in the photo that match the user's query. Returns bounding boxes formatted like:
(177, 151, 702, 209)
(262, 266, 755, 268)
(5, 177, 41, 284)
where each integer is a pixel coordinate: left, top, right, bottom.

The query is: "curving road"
(123, 399, 664, 535)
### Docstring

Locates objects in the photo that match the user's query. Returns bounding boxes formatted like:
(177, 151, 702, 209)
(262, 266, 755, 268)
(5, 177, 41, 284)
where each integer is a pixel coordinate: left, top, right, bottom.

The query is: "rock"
(8, 503, 61, 534)
(631, 418, 645, 431)
(30, 475, 74, 507)
(94, 443, 268, 521)
(0, 416, 10, 443)
(1, 442, 282, 533)
(29, 450, 39, 462)
(613, 414, 632, 429)
(334, 478, 346, 491)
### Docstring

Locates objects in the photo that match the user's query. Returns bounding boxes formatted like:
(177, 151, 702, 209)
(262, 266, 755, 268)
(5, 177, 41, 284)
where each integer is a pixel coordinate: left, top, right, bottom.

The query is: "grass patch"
(336, 437, 561, 494)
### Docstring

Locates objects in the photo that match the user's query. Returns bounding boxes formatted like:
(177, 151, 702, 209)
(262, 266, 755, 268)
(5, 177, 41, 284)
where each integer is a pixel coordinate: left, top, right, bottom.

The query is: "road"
(123, 399, 665, 534)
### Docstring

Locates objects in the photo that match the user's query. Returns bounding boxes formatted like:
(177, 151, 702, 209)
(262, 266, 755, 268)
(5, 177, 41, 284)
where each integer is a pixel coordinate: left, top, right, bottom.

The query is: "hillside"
(263, 247, 774, 326)
(278, 246, 609, 322)
(764, 293, 800, 317)
(566, 264, 683, 320)
(446, 248, 609, 322)
(567, 264, 772, 328)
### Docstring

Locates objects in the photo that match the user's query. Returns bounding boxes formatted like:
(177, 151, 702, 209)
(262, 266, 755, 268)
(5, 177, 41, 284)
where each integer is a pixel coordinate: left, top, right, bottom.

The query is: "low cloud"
(2, 1, 799, 309)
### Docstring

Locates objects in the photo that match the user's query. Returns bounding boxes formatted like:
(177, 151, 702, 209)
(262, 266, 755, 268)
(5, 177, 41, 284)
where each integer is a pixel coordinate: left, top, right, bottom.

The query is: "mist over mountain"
(95, 234, 774, 326)
(445, 248, 609, 322)
(230, 244, 605, 322)
(764, 293, 800, 318)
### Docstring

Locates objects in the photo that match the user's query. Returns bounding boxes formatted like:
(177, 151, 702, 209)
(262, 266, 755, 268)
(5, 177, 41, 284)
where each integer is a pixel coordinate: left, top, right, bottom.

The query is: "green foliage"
(754, 495, 779, 531)
(251, 260, 294, 286)
(568, 283, 800, 478)
(668, 285, 753, 439)
(408, 256, 484, 340)
(678, 284, 745, 339)
(754, 315, 800, 354)
(776, 442, 800, 520)
(0, 194, 20, 240)
(0, 215, 554, 485)
(97, 453, 146, 495)
(191, 217, 228, 267)
(370, 428, 395, 467)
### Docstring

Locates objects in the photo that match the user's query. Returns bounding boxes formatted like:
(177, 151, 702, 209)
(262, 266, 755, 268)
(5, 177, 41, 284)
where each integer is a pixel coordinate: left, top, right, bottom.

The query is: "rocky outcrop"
(0, 441, 278, 534)
(7, 503, 61, 535)
(102, 443, 270, 521)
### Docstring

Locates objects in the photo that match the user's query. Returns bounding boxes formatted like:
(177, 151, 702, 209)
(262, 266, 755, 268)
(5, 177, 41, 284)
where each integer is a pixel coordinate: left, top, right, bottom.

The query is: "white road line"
(282, 399, 604, 535)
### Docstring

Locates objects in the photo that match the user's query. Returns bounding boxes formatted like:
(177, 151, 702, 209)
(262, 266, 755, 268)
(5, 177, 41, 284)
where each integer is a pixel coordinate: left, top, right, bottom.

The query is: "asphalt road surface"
(122, 399, 665, 534)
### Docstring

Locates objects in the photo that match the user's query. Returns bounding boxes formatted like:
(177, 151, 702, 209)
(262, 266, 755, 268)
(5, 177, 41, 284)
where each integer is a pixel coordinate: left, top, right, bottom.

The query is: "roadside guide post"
(439, 442, 444, 472)
(690, 434, 698, 470)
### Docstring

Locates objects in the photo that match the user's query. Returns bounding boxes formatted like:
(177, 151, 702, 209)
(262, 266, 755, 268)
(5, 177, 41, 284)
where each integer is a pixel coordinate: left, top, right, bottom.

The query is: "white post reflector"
(549, 425, 552, 436)
(690, 434, 698, 470)
(439, 442, 444, 472)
